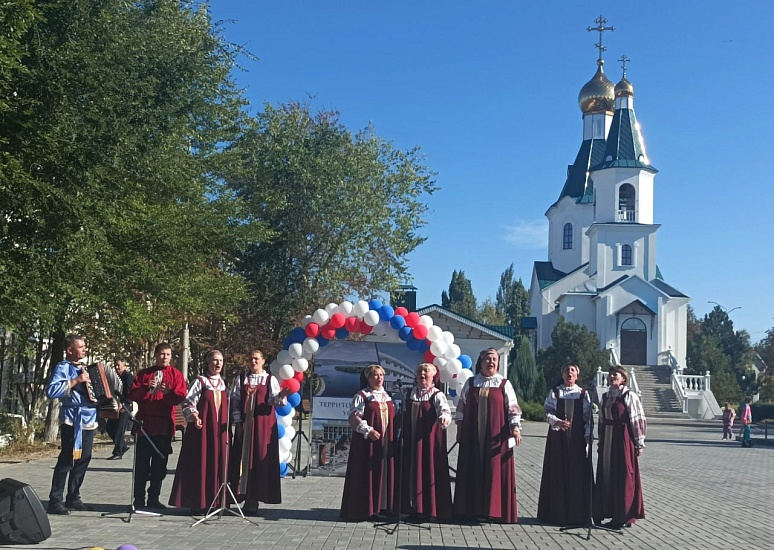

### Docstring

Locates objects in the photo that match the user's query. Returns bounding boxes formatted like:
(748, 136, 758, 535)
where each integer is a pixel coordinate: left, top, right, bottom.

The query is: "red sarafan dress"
(400, 386, 452, 520)
(537, 386, 593, 526)
(228, 372, 282, 505)
(340, 388, 396, 521)
(593, 387, 646, 526)
(169, 375, 229, 510)
(453, 375, 520, 524)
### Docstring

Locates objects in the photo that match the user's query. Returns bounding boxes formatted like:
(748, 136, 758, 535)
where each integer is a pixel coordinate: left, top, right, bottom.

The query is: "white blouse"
(182, 374, 226, 421)
(409, 385, 452, 426)
(348, 387, 392, 437)
(544, 384, 592, 437)
(455, 373, 522, 428)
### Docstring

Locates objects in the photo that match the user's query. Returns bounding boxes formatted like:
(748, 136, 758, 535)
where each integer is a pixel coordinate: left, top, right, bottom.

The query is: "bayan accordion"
(84, 363, 123, 419)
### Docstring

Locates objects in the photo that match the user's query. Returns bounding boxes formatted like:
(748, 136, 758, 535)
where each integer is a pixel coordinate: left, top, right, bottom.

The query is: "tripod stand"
(101, 411, 162, 522)
(192, 387, 245, 527)
(374, 381, 430, 537)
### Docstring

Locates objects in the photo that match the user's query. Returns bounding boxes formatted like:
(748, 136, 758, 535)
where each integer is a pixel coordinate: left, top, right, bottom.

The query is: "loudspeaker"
(0, 478, 51, 544)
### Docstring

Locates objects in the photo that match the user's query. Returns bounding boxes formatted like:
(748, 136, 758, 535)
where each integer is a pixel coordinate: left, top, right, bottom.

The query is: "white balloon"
(442, 331, 455, 345)
(427, 326, 443, 342)
(278, 363, 294, 380)
(289, 342, 304, 359)
(338, 301, 353, 316)
(279, 437, 292, 452)
(419, 315, 434, 328)
(292, 357, 309, 372)
(448, 357, 462, 376)
(363, 310, 380, 327)
(353, 300, 370, 318)
(457, 368, 473, 386)
(325, 302, 338, 314)
(277, 350, 292, 366)
(284, 425, 296, 440)
(301, 315, 314, 327)
(279, 414, 293, 427)
(312, 308, 329, 325)
(430, 340, 448, 357)
(288, 407, 296, 419)
(302, 337, 319, 355)
(444, 343, 461, 360)
(281, 450, 292, 464)
(440, 368, 456, 384)
(433, 356, 449, 371)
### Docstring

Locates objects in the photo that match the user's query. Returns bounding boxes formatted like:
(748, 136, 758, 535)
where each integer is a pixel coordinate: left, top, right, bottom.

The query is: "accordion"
(84, 362, 123, 419)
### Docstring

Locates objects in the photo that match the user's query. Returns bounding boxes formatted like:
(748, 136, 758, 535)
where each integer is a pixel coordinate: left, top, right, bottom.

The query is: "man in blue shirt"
(46, 334, 97, 515)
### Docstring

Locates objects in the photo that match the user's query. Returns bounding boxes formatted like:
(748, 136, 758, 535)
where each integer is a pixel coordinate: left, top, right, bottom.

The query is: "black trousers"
(133, 434, 172, 503)
(49, 424, 94, 506)
(106, 411, 130, 456)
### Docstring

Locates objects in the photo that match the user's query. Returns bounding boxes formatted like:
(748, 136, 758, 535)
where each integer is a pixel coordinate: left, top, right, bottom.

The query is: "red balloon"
(321, 324, 337, 340)
(405, 312, 421, 328)
(282, 378, 301, 394)
(294, 371, 305, 382)
(344, 316, 360, 332)
(305, 322, 320, 338)
(394, 306, 409, 317)
(359, 320, 374, 335)
(413, 324, 428, 340)
(329, 313, 345, 329)
(423, 349, 435, 363)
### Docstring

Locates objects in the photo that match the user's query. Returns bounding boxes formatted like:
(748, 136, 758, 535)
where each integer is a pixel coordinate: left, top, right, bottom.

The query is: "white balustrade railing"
(671, 371, 688, 413)
(628, 368, 641, 396)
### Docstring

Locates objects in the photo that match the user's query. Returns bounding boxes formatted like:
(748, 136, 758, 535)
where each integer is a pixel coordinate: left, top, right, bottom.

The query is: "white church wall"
(547, 197, 593, 274)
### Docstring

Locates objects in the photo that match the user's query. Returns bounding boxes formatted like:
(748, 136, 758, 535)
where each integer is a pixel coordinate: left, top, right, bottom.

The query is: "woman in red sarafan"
(593, 365, 647, 529)
(453, 348, 522, 524)
(340, 364, 397, 521)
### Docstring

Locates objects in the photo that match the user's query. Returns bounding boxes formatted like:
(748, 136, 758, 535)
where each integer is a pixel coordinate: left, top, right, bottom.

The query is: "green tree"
(227, 101, 437, 343)
(477, 298, 505, 325)
(510, 335, 543, 402)
(441, 270, 478, 320)
(495, 263, 530, 330)
(536, 317, 608, 389)
(754, 327, 774, 372)
(0, 0, 36, 114)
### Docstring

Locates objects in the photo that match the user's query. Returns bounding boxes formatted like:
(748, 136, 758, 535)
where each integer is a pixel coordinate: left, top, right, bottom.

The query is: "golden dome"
(615, 75, 634, 97)
(578, 61, 615, 113)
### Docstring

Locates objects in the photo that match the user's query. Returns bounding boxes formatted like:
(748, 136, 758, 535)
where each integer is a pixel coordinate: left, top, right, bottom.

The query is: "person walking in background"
(594, 365, 646, 529)
(453, 348, 521, 524)
(340, 364, 396, 521)
(169, 349, 230, 515)
(537, 362, 593, 526)
(45, 334, 97, 515)
(129, 342, 187, 510)
(739, 397, 753, 448)
(106, 359, 134, 460)
(229, 349, 290, 514)
(721, 402, 736, 441)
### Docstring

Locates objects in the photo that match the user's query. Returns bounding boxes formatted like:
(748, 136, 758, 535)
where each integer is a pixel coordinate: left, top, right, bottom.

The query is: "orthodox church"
(528, 21, 689, 369)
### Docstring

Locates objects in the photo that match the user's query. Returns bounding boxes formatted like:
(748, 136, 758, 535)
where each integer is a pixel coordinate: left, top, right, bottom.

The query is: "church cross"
(587, 15, 615, 62)
(618, 54, 631, 77)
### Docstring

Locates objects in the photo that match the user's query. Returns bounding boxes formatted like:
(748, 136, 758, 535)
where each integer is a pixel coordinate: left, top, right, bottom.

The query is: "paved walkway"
(0, 419, 771, 550)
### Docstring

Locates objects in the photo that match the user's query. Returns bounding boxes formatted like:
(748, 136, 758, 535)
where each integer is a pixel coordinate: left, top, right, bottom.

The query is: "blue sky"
(208, 1, 774, 343)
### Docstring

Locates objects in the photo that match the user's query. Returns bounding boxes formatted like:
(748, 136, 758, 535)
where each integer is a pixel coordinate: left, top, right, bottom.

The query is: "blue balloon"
(406, 336, 422, 350)
(398, 326, 412, 341)
(379, 304, 395, 320)
(335, 327, 349, 340)
(317, 335, 329, 347)
(288, 392, 302, 408)
(368, 299, 382, 310)
(448, 389, 457, 397)
(390, 314, 406, 330)
(459, 354, 473, 370)
(290, 327, 306, 343)
(277, 423, 286, 439)
(282, 337, 293, 350)
(275, 404, 292, 416)
(421, 339, 431, 351)
(279, 462, 288, 477)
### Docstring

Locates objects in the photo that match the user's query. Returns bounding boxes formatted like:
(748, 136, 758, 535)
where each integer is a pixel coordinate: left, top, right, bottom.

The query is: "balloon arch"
(271, 298, 474, 476)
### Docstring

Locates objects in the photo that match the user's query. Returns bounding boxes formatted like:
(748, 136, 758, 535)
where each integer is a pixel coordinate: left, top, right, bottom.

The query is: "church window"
(622, 244, 632, 266)
(563, 223, 573, 249)
(618, 183, 636, 222)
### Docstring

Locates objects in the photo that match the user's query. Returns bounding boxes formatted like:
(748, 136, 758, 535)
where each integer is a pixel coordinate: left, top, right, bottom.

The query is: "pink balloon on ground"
(116, 546, 139, 550)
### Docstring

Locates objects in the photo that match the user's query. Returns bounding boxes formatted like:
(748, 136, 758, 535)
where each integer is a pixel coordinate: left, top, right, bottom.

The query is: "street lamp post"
(707, 301, 741, 315)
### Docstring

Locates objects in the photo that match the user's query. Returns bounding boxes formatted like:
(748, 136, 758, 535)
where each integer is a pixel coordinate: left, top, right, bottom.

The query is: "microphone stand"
(101, 408, 162, 522)
(192, 381, 245, 527)
(374, 380, 430, 537)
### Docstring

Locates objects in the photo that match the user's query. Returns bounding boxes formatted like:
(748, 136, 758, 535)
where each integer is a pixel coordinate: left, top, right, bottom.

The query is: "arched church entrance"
(620, 317, 647, 365)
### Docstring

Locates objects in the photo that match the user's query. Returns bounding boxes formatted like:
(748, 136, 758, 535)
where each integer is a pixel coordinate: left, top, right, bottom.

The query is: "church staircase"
(627, 364, 692, 420)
